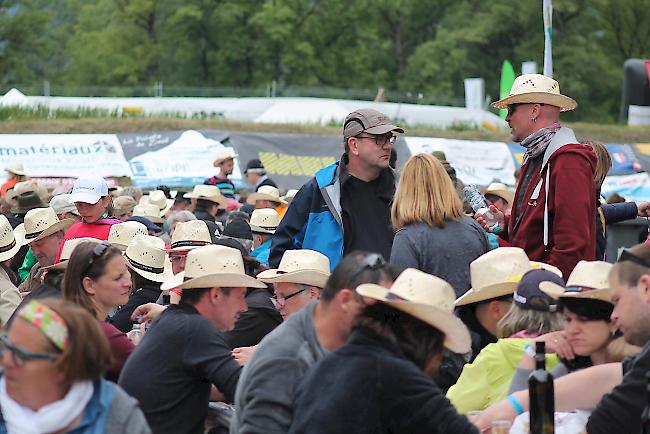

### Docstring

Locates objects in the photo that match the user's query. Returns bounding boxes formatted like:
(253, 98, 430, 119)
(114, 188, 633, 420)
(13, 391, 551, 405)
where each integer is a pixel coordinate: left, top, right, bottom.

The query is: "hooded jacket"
(506, 127, 597, 279)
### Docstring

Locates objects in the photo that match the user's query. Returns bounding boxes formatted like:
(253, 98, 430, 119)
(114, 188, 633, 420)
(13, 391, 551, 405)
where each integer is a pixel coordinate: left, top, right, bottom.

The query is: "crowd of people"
(0, 73, 648, 433)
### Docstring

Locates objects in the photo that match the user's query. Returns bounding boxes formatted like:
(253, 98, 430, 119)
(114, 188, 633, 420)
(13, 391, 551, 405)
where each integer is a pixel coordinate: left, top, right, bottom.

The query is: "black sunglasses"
(0, 335, 59, 367)
(82, 240, 111, 277)
(618, 249, 650, 268)
(348, 253, 387, 284)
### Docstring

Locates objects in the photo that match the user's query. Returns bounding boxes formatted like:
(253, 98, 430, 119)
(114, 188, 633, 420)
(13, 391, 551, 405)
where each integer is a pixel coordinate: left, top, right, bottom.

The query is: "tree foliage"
(0, 0, 648, 121)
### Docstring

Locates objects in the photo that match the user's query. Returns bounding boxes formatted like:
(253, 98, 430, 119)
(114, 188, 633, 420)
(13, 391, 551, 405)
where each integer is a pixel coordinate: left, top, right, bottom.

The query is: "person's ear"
(637, 275, 650, 304)
(82, 276, 96, 295)
(347, 137, 360, 156)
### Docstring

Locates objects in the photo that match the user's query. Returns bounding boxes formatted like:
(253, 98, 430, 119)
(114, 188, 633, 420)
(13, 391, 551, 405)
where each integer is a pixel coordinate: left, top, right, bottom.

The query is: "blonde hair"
(496, 303, 564, 338)
(585, 141, 611, 191)
(391, 153, 463, 229)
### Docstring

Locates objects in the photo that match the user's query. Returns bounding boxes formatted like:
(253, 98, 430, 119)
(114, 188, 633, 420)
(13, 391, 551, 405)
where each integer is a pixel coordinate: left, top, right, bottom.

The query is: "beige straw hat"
(161, 244, 265, 291)
(257, 249, 330, 288)
(249, 209, 280, 235)
(247, 186, 287, 205)
(357, 268, 471, 354)
(540, 261, 613, 303)
(113, 196, 137, 217)
(456, 247, 546, 306)
(166, 220, 212, 252)
(108, 221, 148, 251)
(280, 189, 298, 202)
(14, 207, 75, 244)
(132, 204, 164, 224)
(183, 185, 228, 208)
(148, 190, 173, 216)
(491, 74, 577, 112)
(0, 215, 24, 262)
(123, 235, 171, 283)
(482, 182, 514, 205)
(213, 150, 238, 167)
(47, 237, 101, 271)
(5, 161, 25, 176)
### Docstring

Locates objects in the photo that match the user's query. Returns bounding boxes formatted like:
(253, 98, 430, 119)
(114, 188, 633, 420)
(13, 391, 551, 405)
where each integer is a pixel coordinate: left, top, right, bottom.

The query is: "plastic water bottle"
(463, 185, 500, 231)
(130, 323, 142, 345)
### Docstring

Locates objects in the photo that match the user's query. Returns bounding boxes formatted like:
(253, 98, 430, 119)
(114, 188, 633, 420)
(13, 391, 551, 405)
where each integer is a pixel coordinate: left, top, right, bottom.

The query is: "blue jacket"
(251, 238, 272, 266)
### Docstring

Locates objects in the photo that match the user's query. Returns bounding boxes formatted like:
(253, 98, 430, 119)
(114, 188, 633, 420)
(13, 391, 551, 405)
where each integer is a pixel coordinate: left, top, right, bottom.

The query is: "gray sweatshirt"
(230, 302, 326, 434)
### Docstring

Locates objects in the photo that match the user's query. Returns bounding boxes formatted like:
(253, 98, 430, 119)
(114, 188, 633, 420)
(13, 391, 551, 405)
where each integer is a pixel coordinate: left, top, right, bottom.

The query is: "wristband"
(524, 343, 536, 358)
(507, 394, 524, 415)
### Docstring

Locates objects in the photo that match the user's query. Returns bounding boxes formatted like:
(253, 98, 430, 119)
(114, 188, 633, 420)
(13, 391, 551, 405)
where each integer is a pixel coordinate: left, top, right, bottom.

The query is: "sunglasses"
(270, 287, 309, 309)
(0, 335, 59, 367)
(356, 134, 396, 147)
(82, 240, 111, 277)
(348, 253, 388, 284)
(618, 249, 650, 268)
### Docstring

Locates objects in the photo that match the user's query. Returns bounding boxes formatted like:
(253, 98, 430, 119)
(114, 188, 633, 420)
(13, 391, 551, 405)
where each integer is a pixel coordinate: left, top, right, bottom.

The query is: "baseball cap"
(70, 176, 109, 205)
(49, 194, 79, 216)
(126, 216, 160, 233)
(222, 218, 253, 241)
(244, 159, 265, 175)
(343, 108, 404, 140)
(513, 269, 563, 312)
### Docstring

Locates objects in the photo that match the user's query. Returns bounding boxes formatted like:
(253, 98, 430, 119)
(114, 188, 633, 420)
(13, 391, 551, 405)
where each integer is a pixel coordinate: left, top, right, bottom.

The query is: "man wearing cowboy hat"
(205, 150, 238, 199)
(119, 244, 265, 434)
(250, 208, 280, 266)
(247, 185, 288, 219)
(1, 161, 26, 198)
(482, 182, 514, 213)
(479, 73, 597, 280)
(270, 108, 403, 270)
(15, 207, 74, 295)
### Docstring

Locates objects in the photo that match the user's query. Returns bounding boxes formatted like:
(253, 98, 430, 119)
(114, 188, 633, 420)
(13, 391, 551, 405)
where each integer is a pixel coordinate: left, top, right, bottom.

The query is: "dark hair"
(43, 268, 64, 291)
(355, 302, 446, 375)
(320, 251, 399, 304)
(180, 286, 232, 305)
(130, 270, 160, 293)
(560, 298, 613, 322)
(62, 241, 123, 317)
(195, 198, 218, 213)
(389, 148, 397, 169)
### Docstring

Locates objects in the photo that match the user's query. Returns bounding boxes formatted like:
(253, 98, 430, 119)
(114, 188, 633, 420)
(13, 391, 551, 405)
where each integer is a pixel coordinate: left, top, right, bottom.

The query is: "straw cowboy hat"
(108, 221, 148, 251)
(213, 149, 238, 167)
(357, 268, 471, 354)
(482, 182, 514, 205)
(540, 261, 613, 303)
(166, 220, 212, 252)
(132, 204, 164, 224)
(281, 189, 298, 202)
(249, 208, 280, 235)
(14, 207, 75, 244)
(6, 180, 48, 204)
(247, 186, 287, 205)
(0, 215, 24, 262)
(123, 235, 171, 283)
(183, 185, 228, 209)
(147, 190, 173, 216)
(161, 244, 266, 291)
(5, 161, 25, 176)
(491, 73, 577, 112)
(10, 191, 46, 214)
(46, 237, 101, 271)
(455, 247, 561, 306)
(257, 249, 330, 288)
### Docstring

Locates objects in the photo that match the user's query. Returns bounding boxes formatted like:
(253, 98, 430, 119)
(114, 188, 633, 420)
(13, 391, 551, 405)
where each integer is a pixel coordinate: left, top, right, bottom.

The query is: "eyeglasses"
(0, 335, 60, 367)
(270, 287, 308, 309)
(348, 253, 387, 283)
(506, 104, 522, 116)
(357, 134, 396, 147)
(618, 249, 650, 268)
(82, 241, 110, 277)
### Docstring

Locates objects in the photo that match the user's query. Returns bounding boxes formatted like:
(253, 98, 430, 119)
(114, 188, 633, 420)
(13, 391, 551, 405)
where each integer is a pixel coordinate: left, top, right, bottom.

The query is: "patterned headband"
(18, 300, 68, 351)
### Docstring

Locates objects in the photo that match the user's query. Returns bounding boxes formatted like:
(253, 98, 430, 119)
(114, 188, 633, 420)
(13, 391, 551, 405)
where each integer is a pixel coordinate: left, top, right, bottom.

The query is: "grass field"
(0, 116, 648, 144)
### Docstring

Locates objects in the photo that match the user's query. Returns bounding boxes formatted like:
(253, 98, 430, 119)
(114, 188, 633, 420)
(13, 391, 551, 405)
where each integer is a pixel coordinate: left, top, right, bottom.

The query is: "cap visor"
(70, 192, 101, 205)
(454, 282, 518, 306)
(365, 124, 404, 135)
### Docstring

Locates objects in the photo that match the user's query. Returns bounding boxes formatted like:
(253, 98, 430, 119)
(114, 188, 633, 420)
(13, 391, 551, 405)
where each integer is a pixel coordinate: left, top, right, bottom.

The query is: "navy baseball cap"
(513, 269, 564, 312)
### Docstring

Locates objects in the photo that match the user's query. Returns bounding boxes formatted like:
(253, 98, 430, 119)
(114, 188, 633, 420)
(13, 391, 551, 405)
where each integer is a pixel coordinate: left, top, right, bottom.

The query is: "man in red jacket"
(478, 74, 596, 279)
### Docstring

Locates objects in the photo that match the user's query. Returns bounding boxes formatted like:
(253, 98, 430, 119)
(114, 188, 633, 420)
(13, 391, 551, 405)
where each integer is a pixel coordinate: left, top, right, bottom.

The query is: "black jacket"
(289, 328, 478, 434)
(110, 284, 162, 333)
(224, 287, 282, 349)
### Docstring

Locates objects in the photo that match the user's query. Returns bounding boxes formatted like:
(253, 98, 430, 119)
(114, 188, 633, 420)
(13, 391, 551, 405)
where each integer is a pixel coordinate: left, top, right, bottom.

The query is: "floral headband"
(18, 300, 68, 351)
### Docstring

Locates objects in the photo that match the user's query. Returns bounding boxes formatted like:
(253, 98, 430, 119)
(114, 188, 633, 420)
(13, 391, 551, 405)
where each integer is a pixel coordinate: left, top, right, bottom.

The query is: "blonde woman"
(390, 153, 489, 296)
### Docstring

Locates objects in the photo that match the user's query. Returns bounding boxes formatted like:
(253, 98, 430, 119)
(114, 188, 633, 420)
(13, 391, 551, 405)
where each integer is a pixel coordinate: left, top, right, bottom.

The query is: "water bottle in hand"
(463, 185, 500, 231)
(129, 323, 142, 345)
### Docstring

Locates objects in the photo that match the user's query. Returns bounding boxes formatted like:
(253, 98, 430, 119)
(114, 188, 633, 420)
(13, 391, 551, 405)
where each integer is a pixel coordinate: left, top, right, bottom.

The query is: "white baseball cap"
(70, 176, 109, 205)
(49, 193, 80, 215)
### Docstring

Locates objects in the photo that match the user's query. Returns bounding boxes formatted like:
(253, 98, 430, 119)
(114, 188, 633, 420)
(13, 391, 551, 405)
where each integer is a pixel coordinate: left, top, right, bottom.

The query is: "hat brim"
(257, 269, 329, 288)
(0, 232, 24, 263)
(491, 92, 577, 112)
(161, 271, 266, 291)
(135, 215, 164, 224)
(183, 193, 227, 209)
(20, 219, 75, 244)
(213, 154, 238, 167)
(454, 281, 518, 306)
(483, 188, 514, 205)
(123, 253, 172, 283)
(364, 124, 405, 135)
(6, 168, 25, 176)
(530, 262, 563, 278)
(539, 282, 612, 303)
(70, 192, 102, 205)
(247, 193, 287, 205)
(250, 225, 276, 235)
(356, 284, 471, 354)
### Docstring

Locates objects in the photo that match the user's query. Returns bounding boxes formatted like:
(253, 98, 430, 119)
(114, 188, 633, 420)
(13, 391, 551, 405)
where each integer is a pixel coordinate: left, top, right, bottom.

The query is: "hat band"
(24, 229, 46, 240)
(385, 293, 407, 301)
(255, 225, 277, 231)
(0, 239, 16, 253)
(171, 240, 210, 249)
(125, 255, 164, 274)
(565, 285, 601, 294)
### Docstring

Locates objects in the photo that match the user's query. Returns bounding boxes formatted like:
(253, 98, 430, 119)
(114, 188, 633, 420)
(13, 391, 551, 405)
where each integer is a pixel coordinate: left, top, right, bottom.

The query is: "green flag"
(499, 60, 516, 119)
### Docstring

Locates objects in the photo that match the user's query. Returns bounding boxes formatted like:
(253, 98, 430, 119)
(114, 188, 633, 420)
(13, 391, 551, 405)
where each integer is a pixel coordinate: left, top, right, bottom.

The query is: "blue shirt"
(251, 238, 272, 266)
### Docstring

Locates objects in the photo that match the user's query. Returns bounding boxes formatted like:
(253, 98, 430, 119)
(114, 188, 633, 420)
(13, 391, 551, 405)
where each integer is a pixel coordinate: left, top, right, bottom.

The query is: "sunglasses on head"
(618, 249, 650, 268)
(82, 240, 111, 277)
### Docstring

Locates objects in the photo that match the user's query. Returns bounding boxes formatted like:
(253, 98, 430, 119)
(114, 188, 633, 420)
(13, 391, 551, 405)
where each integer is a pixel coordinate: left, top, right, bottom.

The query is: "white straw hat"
(491, 74, 577, 112)
(5, 161, 25, 176)
(249, 208, 280, 234)
(14, 207, 75, 244)
(247, 186, 287, 205)
(132, 204, 164, 224)
(257, 249, 330, 288)
(280, 189, 298, 202)
(213, 150, 238, 167)
(148, 190, 173, 216)
(482, 182, 514, 205)
(357, 268, 471, 354)
(123, 235, 171, 283)
(183, 185, 228, 208)
(108, 221, 148, 251)
(166, 220, 212, 252)
(0, 215, 23, 262)
(540, 261, 613, 303)
(161, 244, 265, 291)
(47, 237, 101, 271)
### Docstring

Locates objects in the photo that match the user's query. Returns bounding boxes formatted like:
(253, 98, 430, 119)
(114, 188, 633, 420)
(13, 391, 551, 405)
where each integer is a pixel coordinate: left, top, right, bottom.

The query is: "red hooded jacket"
(504, 128, 597, 279)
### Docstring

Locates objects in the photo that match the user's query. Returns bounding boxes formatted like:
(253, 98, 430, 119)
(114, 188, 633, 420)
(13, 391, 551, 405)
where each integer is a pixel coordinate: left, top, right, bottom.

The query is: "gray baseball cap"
(343, 108, 404, 140)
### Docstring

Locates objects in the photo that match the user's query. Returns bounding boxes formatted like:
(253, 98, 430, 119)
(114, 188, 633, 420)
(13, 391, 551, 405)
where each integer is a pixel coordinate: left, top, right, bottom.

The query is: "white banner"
(602, 172, 650, 202)
(0, 134, 131, 182)
(403, 137, 516, 186)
